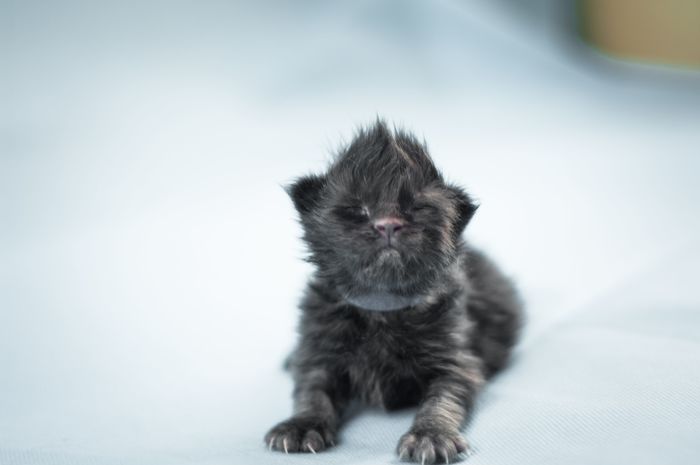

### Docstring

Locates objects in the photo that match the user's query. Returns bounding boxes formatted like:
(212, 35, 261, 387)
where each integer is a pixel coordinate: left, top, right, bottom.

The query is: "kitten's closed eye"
(409, 203, 438, 215)
(333, 205, 370, 223)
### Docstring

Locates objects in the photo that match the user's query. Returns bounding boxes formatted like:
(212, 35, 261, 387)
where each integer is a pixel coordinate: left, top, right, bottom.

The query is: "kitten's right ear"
(286, 174, 327, 214)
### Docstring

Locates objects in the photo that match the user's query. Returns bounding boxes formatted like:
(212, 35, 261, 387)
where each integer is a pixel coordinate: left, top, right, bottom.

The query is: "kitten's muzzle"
(373, 217, 405, 244)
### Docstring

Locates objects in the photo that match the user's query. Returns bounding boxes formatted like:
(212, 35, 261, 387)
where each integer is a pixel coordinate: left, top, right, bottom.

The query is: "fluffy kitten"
(265, 121, 523, 463)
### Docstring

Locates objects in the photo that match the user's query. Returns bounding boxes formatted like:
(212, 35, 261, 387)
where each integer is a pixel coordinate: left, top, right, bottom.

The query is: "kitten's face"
(289, 123, 476, 298)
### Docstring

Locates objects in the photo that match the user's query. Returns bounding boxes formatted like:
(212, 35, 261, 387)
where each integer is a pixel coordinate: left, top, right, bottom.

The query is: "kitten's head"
(288, 121, 477, 300)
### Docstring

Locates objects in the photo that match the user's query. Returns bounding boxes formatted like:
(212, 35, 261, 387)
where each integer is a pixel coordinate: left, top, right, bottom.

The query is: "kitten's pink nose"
(373, 217, 405, 238)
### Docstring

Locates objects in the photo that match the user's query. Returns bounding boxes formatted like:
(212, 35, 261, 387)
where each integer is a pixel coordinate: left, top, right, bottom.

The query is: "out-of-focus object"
(580, 0, 700, 67)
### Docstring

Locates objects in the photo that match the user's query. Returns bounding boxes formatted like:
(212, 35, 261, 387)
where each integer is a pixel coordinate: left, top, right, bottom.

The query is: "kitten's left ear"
(448, 185, 479, 235)
(286, 174, 327, 215)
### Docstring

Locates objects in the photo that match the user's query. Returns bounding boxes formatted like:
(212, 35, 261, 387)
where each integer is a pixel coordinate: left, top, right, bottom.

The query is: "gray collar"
(346, 291, 423, 312)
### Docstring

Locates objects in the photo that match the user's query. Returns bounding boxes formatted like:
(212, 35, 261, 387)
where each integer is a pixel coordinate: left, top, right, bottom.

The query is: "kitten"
(265, 120, 523, 463)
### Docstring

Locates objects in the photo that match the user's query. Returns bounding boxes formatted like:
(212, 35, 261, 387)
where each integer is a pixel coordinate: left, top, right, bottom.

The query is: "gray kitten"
(265, 121, 523, 463)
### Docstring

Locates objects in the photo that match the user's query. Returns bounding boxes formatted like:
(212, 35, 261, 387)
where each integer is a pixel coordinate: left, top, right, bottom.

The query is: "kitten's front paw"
(264, 417, 335, 454)
(397, 428, 469, 464)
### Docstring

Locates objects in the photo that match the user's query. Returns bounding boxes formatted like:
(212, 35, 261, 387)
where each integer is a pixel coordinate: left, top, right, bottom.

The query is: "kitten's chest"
(342, 312, 437, 408)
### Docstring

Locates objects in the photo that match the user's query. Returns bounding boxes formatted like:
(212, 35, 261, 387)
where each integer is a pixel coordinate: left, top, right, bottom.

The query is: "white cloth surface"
(2, 1, 699, 464)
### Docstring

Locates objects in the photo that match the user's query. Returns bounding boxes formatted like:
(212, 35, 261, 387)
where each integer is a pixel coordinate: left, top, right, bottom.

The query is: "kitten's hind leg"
(464, 247, 524, 377)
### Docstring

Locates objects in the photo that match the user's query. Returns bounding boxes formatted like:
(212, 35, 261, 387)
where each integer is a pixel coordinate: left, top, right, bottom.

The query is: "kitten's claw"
(397, 429, 466, 464)
(264, 417, 336, 454)
(465, 444, 476, 457)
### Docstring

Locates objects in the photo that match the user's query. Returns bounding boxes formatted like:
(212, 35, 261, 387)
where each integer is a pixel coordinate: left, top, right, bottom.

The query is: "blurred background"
(2, 1, 699, 464)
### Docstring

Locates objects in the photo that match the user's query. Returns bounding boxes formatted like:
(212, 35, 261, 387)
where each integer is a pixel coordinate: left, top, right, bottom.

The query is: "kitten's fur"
(265, 121, 523, 463)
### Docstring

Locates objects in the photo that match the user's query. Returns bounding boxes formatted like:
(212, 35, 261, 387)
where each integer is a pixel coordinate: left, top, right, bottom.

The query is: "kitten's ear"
(448, 185, 479, 235)
(287, 174, 327, 214)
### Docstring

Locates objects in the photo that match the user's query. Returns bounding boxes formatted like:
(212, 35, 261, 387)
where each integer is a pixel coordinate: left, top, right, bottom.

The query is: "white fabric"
(2, 1, 699, 464)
